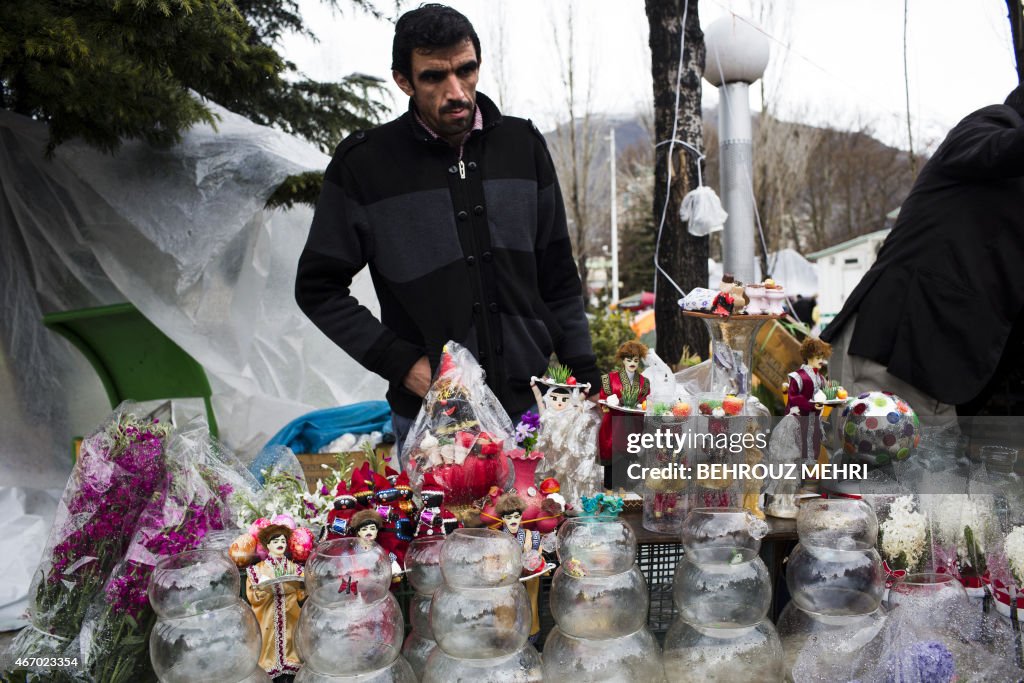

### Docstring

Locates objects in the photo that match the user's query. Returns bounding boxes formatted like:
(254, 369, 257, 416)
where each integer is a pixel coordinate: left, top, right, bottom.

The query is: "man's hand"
(403, 356, 432, 397)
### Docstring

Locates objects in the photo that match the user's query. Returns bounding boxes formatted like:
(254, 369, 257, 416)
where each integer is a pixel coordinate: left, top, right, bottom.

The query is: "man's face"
(393, 39, 480, 142)
(502, 511, 522, 534)
(623, 356, 641, 374)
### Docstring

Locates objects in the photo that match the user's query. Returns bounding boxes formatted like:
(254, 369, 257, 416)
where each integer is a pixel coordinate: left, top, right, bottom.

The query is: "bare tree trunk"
(550, 0, 601, 297)
(646, 0, 708, 366)
(1009, 0, 1024, 83)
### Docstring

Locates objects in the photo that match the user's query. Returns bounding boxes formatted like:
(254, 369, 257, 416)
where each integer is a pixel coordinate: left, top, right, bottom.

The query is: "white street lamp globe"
(703, 16, 771, 87)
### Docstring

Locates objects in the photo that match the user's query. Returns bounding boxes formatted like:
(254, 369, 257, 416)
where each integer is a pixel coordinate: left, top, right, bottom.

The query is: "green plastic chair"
(43, 302, 219, 437)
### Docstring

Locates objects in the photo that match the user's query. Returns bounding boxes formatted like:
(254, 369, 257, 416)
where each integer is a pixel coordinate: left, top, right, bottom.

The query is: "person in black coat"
(821, 84, 1024, 419)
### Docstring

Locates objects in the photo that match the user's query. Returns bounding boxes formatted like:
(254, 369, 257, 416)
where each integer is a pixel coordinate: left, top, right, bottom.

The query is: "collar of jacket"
(402, 91, 503, 145)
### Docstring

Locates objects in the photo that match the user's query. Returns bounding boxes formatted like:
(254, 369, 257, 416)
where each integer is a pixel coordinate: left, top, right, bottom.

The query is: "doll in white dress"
(530, 379, 602, 509)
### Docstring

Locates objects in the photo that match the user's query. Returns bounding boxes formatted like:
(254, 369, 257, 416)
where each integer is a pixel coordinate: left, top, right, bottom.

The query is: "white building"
(806, 228, 891, 328)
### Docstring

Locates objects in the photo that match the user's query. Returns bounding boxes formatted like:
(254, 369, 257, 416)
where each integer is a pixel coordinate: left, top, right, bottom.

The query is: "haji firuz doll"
(530, 366, 601, 509)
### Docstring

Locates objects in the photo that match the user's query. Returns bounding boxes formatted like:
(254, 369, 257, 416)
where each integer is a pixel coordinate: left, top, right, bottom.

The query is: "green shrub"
(588, 309, 638, 373)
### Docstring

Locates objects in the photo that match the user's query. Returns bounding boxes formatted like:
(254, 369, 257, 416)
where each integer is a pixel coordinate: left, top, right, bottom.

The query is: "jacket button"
(489, 303, 499, 313)
(466, 256, 476, 266)
(355, 131, 365, 139)
(457, 211, 468, 221)
(473, 205, 484, 215)
(467, 161, 477, 170)
(473, 302, 482, 313)
(448, 165, 458, 174)
(482, 251, 493, 262)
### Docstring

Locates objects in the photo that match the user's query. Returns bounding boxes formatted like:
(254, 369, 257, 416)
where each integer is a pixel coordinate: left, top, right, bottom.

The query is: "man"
(295, 5, 599, 453)
(822, 84, 1024, 419)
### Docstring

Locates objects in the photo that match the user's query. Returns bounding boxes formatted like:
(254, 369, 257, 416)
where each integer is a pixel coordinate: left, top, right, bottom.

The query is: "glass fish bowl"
(422, 643, 542, 683)
(440, 528, 522, 589)
(786, 542, 884, 616)
(776, 601, 888, 682)
(294, 656, 417, 683)
(662, 619, 782, 683)
(405, 535, 446, 595)
(797, 498, 878, 550)
(681, 508, 768, 563)
(149, 601, 262, 683)
(401, 631, 437, 681)
(295, 592, 405, 674)
(556, 517, 637, 577)
(541, 626, 665, 683)
(673, 554, 772, 627)
(409, 591, 433, 637)
(549, 564, 648, 639)
(884, 572, 969, 614)
(430, 582, 531, 659)
(148, 549, 240, 619)
(304, 538, 393, 607)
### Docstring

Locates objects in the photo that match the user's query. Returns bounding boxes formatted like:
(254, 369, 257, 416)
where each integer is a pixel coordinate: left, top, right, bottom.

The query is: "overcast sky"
(281, 0, 1019, 151)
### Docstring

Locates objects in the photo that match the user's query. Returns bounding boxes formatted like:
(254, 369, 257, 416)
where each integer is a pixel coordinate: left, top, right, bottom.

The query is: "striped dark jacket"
(295, 94, 599, 418)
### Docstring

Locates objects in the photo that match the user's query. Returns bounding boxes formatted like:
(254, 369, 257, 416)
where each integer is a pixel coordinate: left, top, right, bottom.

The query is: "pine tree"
(0, 0, 388, 203)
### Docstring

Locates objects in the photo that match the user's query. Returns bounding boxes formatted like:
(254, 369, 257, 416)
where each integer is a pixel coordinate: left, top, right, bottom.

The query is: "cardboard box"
(296, 446, 394, 492)
(753, 321, 803, 402)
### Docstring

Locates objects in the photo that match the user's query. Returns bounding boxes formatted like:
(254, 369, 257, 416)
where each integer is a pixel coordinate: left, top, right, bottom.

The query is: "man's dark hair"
(1005, 83, 1024, 116)
(392, 4, 480, 80)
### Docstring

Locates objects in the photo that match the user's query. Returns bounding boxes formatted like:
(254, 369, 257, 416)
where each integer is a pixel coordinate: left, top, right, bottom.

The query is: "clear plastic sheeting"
(0, 101, 386, 486)
(0, 488, 62, 631)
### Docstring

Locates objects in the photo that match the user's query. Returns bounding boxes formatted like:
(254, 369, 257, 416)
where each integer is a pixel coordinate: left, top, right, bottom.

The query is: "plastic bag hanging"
(680, 186, 728, 236)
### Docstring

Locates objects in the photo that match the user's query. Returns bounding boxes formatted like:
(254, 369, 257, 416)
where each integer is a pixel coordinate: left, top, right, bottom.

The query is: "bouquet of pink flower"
(77, 419, 258, 683)
(2, 406, 258, 682)
(3, 406, 173, 679)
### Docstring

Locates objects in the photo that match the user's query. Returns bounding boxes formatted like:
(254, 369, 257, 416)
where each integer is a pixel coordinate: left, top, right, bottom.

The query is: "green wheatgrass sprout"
(964, 526, 987, 574)
(653, 402, 671, 415)
(620, 383, 641, 409)
(547, 363, 572, 383)
(823, 379, 841, 400)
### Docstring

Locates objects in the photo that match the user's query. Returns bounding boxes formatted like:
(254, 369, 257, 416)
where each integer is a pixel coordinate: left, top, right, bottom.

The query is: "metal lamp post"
(703, 16, 771, 286)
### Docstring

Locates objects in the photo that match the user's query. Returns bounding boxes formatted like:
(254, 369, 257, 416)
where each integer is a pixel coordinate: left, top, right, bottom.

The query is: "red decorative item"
(403, 342, 514, 526)
(482, 449, 554, 531)
(540, 478, 561, 495)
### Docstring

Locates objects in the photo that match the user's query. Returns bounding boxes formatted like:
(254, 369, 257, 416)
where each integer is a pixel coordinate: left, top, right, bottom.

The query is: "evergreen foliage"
(0, 0, 389, 163)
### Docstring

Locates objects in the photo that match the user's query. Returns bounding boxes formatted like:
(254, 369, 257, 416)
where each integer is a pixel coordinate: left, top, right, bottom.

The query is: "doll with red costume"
(415, 472, 461, 537)
(350, 461, 376, 509)
(786, 337, 835, 461)
(369, 471, 416, 569)
(598, 341, 652, 487)
(324, 481, 359, 541)
(403, 342, 512, 526)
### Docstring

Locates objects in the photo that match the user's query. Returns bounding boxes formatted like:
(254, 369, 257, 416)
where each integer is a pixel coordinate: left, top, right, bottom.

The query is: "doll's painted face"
(547, 390, 571, 412)
(266, 534, 288, 558)
(807, 355, 828, 371)
(622, 356, 641, 374)
(357, 523, 378, 545)
(502, 510, 523, 534)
